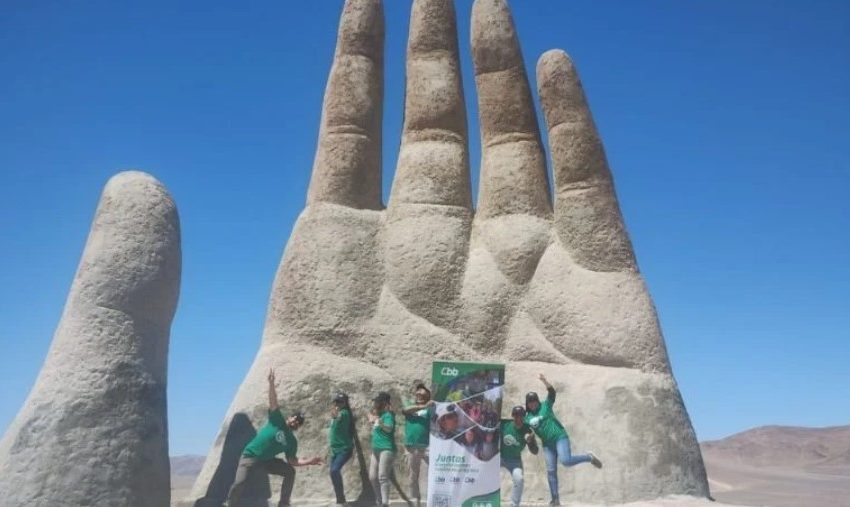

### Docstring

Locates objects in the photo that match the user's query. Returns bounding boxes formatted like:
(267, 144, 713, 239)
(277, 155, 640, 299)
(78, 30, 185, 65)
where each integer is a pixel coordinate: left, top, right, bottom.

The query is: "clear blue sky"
(1, 1, 848, 456)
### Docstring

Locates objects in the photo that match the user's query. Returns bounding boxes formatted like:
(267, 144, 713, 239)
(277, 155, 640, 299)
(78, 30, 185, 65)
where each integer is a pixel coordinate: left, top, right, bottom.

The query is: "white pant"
(406, 446, 429, 500)
(369, 449, 395, 506)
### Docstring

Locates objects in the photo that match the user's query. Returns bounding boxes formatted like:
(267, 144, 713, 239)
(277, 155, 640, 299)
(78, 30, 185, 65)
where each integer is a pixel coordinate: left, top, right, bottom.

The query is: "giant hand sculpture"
(0, 172, 181, 506)
(191, 0, 709, 504)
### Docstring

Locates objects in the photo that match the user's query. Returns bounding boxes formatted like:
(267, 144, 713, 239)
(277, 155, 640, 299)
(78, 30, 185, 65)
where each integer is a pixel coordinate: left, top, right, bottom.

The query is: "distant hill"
(170, 455, 205, 477)
(701, 425, 850, 507)
(170, 455, 205, 506)
(701, 424, 850, 471)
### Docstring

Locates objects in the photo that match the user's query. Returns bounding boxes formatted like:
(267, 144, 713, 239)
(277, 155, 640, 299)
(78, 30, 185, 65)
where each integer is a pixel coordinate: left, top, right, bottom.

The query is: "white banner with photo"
(427, 361, 504, 507)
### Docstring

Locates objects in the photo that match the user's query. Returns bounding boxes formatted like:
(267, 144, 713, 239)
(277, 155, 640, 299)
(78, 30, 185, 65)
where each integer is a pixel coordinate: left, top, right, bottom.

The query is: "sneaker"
(588, 451, 603, 468)
(549, 500, 561, 506)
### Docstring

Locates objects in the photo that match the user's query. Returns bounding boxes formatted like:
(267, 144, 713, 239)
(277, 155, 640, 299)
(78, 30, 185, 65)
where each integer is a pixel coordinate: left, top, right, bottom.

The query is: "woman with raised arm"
(227, 369, 323, 507)
(525, 373, 603, 506)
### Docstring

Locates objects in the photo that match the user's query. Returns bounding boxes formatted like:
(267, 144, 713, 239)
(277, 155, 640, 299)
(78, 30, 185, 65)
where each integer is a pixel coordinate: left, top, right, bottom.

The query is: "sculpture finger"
(0, 172, 180, 506)
(389, 0, 470, 208)
(382, 0, 472, 330)
(306, 0, 384, 210)
(537, 49, 636, 272)
(471, 0, 551, 219)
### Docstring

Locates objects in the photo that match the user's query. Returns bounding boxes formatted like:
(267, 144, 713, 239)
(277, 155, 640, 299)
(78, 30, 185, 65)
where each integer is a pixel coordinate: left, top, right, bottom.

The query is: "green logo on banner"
(462, 489, 501, 507)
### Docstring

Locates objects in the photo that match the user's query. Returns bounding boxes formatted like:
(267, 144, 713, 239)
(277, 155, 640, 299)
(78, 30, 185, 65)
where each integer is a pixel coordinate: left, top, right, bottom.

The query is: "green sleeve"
(381, 412, 395, 433)
(269, 409, 285, 427)
(286, 439, 298, 461)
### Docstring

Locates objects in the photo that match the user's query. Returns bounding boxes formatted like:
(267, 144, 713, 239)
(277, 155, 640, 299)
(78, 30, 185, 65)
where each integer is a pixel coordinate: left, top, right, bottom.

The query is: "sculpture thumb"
(0, 171, 181, 507)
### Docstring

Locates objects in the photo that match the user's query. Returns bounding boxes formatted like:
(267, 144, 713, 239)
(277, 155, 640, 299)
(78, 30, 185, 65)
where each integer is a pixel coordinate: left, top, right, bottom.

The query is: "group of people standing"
(225, 370, 602, 507)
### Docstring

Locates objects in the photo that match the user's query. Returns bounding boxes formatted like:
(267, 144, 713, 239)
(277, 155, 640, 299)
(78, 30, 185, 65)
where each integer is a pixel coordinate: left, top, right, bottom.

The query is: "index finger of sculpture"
(471, 0, 551, 219)
(306, 0, 384, 210)
(264, 0, 386, 342)
(537, 49, 636, 272)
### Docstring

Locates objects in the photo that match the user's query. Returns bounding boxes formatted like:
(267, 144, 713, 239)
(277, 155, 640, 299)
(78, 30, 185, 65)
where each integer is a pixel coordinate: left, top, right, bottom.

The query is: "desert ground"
(701, 425, 850, 507)
(171, 425, 850, 506)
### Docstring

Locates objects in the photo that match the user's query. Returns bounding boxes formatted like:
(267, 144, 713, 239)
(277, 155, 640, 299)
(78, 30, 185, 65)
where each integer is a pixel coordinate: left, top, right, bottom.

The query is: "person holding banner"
(500, 406, 539, 507)
(328, 392, 354, 506)
(526, 373, 603, 506)
(227, 369, 323, 507)
(402, 382, 433, 506)
(367, 391, 396, 507)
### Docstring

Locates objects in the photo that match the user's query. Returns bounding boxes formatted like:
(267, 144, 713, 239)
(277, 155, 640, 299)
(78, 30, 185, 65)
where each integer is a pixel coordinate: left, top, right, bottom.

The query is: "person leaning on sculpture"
(500, 405, 539, 507)
(526, 373, 603, 506)
(401, 382, 433, 506)
(328, 392, 355, 506)
(226, 369, 323, 507)
(367, 391, 397, 507)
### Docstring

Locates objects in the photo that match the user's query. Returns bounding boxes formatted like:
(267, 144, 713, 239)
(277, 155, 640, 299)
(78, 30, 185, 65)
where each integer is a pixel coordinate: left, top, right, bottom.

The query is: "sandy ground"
(172, 423, 850, 506)
(703, 454, 850, 507)
(173, 464, 849, 506)
(700, 425, 850, 507)
(171, 493, 731, 507)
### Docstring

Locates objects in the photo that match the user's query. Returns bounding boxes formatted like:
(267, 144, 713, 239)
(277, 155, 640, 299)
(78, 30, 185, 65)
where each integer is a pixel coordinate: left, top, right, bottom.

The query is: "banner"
(427, 361, 505, 507)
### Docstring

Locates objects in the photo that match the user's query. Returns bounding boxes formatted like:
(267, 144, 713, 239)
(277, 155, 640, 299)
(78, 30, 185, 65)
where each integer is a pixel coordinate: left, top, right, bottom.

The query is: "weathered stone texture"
(0, 171, 181, 507)
(190, 0, 709, 505)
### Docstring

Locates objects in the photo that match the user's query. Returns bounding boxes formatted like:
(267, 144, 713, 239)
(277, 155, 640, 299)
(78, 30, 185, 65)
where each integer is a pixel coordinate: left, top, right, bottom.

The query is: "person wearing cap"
(328, 392, 355, 506)
(401, 383, 433, 506)
(525, 373, 602, 506)
(227, 369, 323, 507)
(367, 391, 396, 507)
(500, 406, 538, 507)
(434, 403, 460, 439)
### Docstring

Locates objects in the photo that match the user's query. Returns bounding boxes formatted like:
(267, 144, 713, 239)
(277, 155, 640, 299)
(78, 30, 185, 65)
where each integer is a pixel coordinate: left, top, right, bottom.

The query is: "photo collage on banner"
(428, 361, 505, 507)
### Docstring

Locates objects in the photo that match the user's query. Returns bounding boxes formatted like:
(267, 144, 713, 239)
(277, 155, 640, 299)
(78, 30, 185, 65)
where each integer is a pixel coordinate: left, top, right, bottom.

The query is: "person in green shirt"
(401, 382, 433, 506)
(500, 405, 539, 507)
(367, 391, 396, 507)
(328, 392, 355, 506)
(227, 369, 323, 507)
(525, 373, 602, 506)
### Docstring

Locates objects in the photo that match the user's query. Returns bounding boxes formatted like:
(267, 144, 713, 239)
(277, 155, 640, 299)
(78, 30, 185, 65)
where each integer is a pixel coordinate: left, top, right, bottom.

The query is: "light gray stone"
(0, 171, 181, 506)
(190, 0, 709, 505)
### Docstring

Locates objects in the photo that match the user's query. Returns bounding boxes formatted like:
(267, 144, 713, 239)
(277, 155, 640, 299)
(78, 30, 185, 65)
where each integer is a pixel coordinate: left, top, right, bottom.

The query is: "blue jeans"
(330, 449, 352, 504)
(542, 437, 591, 503)
(500, 458, 524, 507)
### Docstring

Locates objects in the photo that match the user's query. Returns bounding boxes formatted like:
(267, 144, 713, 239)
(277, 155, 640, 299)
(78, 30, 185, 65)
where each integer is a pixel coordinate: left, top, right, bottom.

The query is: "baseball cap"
(435, 403, 458, 418)
(372, 391, 391, 404)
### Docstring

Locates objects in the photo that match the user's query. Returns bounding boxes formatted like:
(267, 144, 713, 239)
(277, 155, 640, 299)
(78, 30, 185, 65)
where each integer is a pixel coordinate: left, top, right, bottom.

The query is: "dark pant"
(227, 456, 296, 507)
(330, 449, 353, 504)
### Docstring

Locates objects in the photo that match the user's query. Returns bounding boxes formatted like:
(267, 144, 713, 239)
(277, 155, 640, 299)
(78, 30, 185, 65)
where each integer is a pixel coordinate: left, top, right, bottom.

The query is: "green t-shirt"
(403, 407, 430, 448)
(243, 409, 298, 461)
(525, 389, 568, 445)
(372, 411, 396, 452)
(500, 419, 532, 460)
(329, 408, 354, 456)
